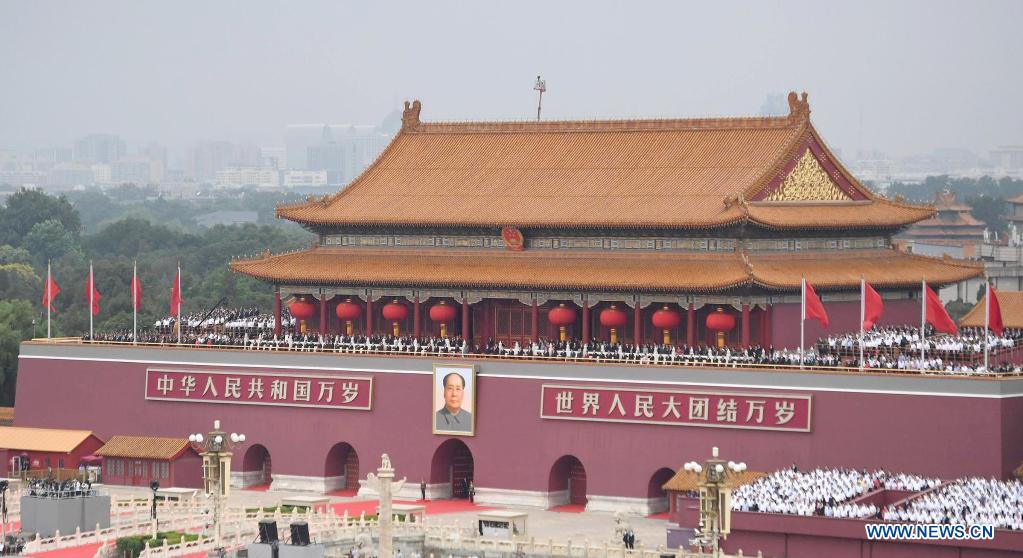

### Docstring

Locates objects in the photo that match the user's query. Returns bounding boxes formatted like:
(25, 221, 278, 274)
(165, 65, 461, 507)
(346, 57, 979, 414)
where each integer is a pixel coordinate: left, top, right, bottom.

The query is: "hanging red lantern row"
(289, 297, 316, 334)
(706, 307, 736, 349)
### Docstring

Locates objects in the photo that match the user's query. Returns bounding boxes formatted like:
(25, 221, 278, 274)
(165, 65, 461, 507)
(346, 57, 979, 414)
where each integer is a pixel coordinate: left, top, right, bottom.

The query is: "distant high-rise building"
(186, 141, 259, 181)
(260, 145, 287, 169)
(215, 167, 280, 189)
(285, 119, 392, 184)
(111, 158, 159, 185)
(74, 134, 125, 163)
(991, 146, 1023, 173)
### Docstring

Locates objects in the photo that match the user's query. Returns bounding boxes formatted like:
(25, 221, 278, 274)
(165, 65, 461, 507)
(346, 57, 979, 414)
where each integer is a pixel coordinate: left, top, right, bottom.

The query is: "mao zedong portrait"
(435, 371, 473, 433)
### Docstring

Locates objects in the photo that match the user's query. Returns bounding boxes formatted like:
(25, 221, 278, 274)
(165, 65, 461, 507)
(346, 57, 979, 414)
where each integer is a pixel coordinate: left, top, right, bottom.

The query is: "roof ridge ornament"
(787, 91, 810, 119)
(402, 99, 422, 131)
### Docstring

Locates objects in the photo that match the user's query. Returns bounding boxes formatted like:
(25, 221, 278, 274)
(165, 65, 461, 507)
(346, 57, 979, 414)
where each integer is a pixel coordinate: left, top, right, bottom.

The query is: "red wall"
(772, 298, 922, 350)
(13, 353, 1023, 499)
(100, 449, 203, 488)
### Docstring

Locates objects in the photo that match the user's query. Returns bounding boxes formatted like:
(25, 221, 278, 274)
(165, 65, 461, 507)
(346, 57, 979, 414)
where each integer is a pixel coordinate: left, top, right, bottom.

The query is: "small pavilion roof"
(276, 92, 932, 232)
(95, 435, 193, 460)
(0, 426, 99, 453)
(960, 291, 1023, 329)
(231, 246, 981, 293)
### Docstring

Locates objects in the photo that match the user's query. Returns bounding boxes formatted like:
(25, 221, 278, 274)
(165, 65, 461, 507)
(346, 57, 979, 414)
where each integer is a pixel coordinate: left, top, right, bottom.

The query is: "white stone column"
(364, 454, 405, 558)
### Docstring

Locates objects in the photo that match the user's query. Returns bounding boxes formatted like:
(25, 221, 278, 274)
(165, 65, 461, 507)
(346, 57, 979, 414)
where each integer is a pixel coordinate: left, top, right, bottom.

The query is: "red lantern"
(429, 302, 458, 338)
(289, 298, 316, 333)
(651, 306, 681, 345)
(547, 303, 576, 342)
(705, 307, 736, 349)
(600, 305, 628, 344)
(382, 300, 409, 335)
(335, 298, 362, 336)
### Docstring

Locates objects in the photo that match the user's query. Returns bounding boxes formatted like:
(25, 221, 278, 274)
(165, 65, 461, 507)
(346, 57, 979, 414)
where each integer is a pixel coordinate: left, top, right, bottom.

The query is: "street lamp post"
(683, 447, 747, 558)
(188, 420, 246, 556)
(150, 480, 160, 539)
(1, 480, 8, 551)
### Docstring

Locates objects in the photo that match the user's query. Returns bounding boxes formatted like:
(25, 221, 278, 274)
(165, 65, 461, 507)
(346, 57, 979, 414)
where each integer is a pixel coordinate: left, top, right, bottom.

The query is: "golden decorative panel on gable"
(766, 149, 850, 202)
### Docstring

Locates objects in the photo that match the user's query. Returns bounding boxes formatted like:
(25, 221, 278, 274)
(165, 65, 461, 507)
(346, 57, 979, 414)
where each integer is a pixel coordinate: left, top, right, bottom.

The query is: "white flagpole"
(89, 260, 94, 340)
(984, 280, 990, 372)
(920, 280, 926, 365)
(46, 259, 52, 339)
(177, 262, 182, 345)
(859, 278, 865, 370)
(800, 277, 806, 369)
(133, 259, 138, 346)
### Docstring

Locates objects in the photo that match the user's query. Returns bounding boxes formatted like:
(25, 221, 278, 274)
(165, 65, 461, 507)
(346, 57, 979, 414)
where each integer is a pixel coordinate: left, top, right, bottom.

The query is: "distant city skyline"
(1, 0, 1022, 158)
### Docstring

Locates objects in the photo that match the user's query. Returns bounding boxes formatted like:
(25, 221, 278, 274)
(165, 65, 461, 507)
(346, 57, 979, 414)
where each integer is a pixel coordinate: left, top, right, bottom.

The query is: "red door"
(132, 460, 144, 486)
(568, 462, 587, 505)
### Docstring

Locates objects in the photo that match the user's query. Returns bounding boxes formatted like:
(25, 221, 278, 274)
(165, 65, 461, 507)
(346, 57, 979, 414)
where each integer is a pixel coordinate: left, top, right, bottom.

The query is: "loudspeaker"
(289, 521, 310, 546)
(258, 520, 279, 544)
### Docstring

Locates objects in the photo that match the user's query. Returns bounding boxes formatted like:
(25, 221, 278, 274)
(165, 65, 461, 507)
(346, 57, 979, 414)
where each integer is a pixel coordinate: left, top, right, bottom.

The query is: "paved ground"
(98, 484, 673, 549)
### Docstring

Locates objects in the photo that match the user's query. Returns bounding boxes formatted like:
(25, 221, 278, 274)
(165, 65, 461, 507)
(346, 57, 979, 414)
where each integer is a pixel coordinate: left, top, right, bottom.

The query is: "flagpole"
(920, 280, 926, 366)
(859, 278, 865, 370)
(984, 280, 990, 372)
(89, 260, 94, 340)
(177, 262, 182, 345)
(46, 259, 52, 339)
(800, 277, 806, 369)
(133, 259, 138, 346)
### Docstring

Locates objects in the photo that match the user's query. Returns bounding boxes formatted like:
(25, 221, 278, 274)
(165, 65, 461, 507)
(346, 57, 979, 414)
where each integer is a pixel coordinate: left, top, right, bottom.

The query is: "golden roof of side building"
(95, 435, 193, 460)
(662, 468, 766, 492)
(276, 92, 933, 231)
(960, 291, 1023, 329)
(231, 246, 982, 292)
(0, 426, 98, 453)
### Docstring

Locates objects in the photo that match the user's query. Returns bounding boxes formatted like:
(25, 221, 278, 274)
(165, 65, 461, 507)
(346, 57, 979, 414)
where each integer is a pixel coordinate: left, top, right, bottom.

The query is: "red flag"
(41, 271, 60, 313)
(804, 281, 829, 328)
(170, 268, 182, 316)
(862, 282, 884, 330)
(987, 286, 1004, 337)
(131, 274, 143, 311)
(925, 284, 957, 335)
(85, 268, 101, 316)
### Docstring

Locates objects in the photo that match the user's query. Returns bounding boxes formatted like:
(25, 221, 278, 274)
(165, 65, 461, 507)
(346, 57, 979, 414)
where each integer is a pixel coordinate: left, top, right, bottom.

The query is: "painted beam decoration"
(540, 385, 811, 432)
(145, 368, 373, 410)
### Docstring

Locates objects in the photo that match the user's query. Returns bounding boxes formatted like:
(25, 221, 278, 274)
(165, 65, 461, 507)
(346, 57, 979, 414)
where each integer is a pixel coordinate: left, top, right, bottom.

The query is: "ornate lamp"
(429, 301, 457, 338)
(705, 307, 736, 349)
(547, 303, 576, 342)
(683, 447, 747, 556)
(652, 305, 682, 345)
(382, 300, 409, 336)
(289, 297, 316, 334)
(188, 420, 246, 552)
(600, 304, 628, 344)
(335, 298, 362, 336)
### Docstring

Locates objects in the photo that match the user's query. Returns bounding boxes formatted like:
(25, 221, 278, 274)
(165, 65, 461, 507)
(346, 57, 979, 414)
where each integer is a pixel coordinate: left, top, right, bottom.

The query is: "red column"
(633, 303, 642, 344)
(531, 300, 539, 342)
(273, 290, 282, 336)
(319, 293, 328, 335)
(461, 298, 470, 341)
(581, 301, 590, 343)
(366, 298, 373, 336)
(413, 296, 421, 338)
(686, 303, 695, 347)
(764, 304, 773, 347)
(741, 303, 750, 347)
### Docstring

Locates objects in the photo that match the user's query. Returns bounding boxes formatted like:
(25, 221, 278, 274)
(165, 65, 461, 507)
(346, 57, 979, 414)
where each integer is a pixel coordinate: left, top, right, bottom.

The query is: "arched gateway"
(240, 444, 272, 489)
(430, 439, 474, 499)
(324, 442, 359, 493)
(549, 455, 587, 508)
(648, 467, 677, 514)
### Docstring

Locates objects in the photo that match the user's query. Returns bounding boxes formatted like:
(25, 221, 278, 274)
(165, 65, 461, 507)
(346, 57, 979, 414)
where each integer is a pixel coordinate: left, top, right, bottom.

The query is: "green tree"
(0, 299, 37, 404)
(23, 219, 77, 263)
(0, 263, 42, 302)
(0, 245, 32, 265)
(0, 188, 81, 246)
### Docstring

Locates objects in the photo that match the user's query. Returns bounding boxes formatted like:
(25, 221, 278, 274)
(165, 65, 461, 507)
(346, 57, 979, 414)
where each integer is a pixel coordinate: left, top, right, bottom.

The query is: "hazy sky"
(1, 0, 1021, 157)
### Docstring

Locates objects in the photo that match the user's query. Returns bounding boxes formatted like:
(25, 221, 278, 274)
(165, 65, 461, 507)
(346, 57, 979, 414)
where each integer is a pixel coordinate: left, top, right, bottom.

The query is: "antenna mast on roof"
(534, 75, 546, 121)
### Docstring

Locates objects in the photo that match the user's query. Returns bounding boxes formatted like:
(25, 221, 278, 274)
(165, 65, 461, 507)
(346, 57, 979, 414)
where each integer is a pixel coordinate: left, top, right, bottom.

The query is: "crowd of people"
(80, 307, 1023, 376)
(729, 467, 938, 519)
(820, 326, 1023, 362)
(882, 477, 1023, 530)
(26, 478, 95, 499)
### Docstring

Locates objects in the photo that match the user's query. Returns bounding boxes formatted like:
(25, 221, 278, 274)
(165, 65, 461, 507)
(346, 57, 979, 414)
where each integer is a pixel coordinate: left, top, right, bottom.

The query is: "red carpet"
(27, 542, 103, 558)
(244, 484, 272, 492)
(646, 512, 670, 520)
(330, 498, 493, 517)
(549, 503, 586, 513)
